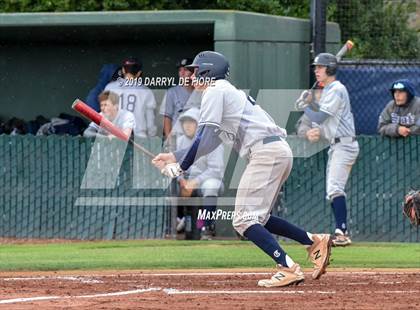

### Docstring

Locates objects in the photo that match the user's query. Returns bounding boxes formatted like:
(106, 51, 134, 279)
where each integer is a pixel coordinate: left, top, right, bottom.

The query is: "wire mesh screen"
(281, 135, 420, 242)
(0, 135, 419, 241)
(337, 60, 420, 135)
(0, 135, 169, 240)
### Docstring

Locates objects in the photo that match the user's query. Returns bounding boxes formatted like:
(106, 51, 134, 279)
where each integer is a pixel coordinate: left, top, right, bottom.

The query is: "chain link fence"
(281, 135, 420, 242)
(0, 135, 169, 240)
(337, 60, 420, 135)
(0, 135, 419, 241)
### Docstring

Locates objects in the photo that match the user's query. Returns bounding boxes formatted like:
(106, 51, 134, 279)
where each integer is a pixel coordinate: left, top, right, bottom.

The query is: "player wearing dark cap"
(105, 57, 157, 138)
(160, 58, 201, 141)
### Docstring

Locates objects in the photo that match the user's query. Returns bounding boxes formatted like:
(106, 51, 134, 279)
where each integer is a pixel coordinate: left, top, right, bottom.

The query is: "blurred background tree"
(328, 0, 419, 59)
(0, 0, 417, 58)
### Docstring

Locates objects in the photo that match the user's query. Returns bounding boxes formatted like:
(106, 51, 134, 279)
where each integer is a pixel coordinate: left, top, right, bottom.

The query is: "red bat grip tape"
(72, 99, 129, 141)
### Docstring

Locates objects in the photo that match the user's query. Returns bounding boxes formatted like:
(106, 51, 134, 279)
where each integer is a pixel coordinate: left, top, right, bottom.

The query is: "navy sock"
(243, 224, 288, 266)
(264, 215, 313, 246)
(331, 196, 347, 233)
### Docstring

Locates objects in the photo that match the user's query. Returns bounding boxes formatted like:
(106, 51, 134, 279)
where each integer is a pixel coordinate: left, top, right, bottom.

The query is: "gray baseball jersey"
(199, 79, 286, 158)
(317, 80, 359, 201)
(84, 109, 135, 137)
(105, 80, 157, 138)
(159, 85, 201, 136)
(318, 80, 356, 142)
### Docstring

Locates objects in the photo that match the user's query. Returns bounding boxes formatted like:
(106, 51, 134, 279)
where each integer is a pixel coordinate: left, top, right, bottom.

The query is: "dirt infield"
(0, 269, 418, 309)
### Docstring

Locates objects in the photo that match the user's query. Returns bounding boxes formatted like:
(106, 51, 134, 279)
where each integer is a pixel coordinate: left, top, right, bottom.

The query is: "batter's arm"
(304, 106, 330, 124)
(296, 114, 313, 138)
(174, 124, 223, 171)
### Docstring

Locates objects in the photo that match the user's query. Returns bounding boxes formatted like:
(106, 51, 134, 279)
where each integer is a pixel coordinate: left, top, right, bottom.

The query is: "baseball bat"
(298, 40, 355, 109)
(309, 40, 354, 89)
(72, 99, 156, 159)
(336, 40, 354, 61)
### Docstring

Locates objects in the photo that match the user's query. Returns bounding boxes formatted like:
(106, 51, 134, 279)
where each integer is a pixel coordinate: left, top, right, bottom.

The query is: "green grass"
(0, 240, 419, 271)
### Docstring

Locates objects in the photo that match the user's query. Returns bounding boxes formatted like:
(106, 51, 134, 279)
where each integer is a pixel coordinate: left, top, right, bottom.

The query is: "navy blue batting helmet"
(186, 51, 230, 79)
(312, 53, 338, 76)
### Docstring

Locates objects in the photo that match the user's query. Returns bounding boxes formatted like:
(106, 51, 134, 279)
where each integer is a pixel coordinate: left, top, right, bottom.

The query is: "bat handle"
(130, 138, 156, 159)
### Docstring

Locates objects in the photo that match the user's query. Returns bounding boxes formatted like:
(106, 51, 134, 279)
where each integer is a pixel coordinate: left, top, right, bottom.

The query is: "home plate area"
(0, 270, 418, 309)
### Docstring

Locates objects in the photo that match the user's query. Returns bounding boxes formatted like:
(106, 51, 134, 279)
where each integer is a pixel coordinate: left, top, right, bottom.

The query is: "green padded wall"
(0, 135, 419, 241)
(0, 135, 168, 239)
(283, 136, 420, 242)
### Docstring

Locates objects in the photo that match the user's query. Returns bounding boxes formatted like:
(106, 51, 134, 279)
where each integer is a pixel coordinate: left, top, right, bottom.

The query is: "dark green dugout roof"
(0, 10, 340, 43)
(0, 10, 340, 121)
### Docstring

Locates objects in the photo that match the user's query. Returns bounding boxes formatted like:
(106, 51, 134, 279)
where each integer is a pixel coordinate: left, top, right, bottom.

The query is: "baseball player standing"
(160, 58, 201, 140)
(105, 57, 157, 138)
(303, 53, 359, 246)
(152, 51, 332, 287)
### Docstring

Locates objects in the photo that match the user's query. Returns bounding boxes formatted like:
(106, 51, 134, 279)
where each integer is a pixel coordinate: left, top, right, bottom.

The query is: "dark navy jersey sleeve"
(304, 106, 329, 124)
(173, 124, 223, 171)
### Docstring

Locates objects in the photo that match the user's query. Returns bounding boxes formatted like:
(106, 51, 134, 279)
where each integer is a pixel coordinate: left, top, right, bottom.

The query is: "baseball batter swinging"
(152, 51, 332, 287)
(303, 53, 359, 246)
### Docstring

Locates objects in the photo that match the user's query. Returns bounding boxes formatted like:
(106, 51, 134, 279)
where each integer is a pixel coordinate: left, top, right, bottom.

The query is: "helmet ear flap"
(198, 69, 211, 78)
(326, 65, 337, 76)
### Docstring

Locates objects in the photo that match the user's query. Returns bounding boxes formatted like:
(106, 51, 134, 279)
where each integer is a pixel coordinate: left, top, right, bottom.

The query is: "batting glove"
(295, 90, 312, 110)
(161, 163, 183, 178)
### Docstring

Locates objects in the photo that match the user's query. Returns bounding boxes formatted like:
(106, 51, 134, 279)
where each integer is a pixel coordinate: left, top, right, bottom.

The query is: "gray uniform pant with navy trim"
(233, 140, 293, 236)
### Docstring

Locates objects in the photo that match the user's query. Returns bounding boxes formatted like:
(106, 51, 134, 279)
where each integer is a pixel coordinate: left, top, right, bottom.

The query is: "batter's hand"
(152, 152, 176, 170)
(295, 90, 312, 110)
(161, 163, 183, 178)
(398, 126, 411, 137)
(306, 128, 321, 142)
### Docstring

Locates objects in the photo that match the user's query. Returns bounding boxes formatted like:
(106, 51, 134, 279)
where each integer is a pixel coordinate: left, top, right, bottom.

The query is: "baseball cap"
(176, 58, 193, 68)
(122, 57, 142, 70)
(390, 82, 406, 91)
(389, 79, 416, 103)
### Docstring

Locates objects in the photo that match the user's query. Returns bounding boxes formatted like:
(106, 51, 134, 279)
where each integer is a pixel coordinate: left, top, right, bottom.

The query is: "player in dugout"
(83, 90, 135, 138)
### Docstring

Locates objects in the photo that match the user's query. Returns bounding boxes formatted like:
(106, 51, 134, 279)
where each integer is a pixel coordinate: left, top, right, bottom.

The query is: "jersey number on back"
(120, 94, 136, 112)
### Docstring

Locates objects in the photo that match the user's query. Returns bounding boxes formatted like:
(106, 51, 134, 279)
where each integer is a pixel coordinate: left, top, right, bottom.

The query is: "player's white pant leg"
(233, 140, 293, 236)
(326, 141, 359, 200)
(200, 178, 223, 197)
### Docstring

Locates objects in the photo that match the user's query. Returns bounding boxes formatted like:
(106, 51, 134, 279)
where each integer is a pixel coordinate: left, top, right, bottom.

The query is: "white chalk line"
(0, 287, 418, 305)
(0, 288, 161, 304)
(163, 288, 335, 295)
(163, 289, 420, 295)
